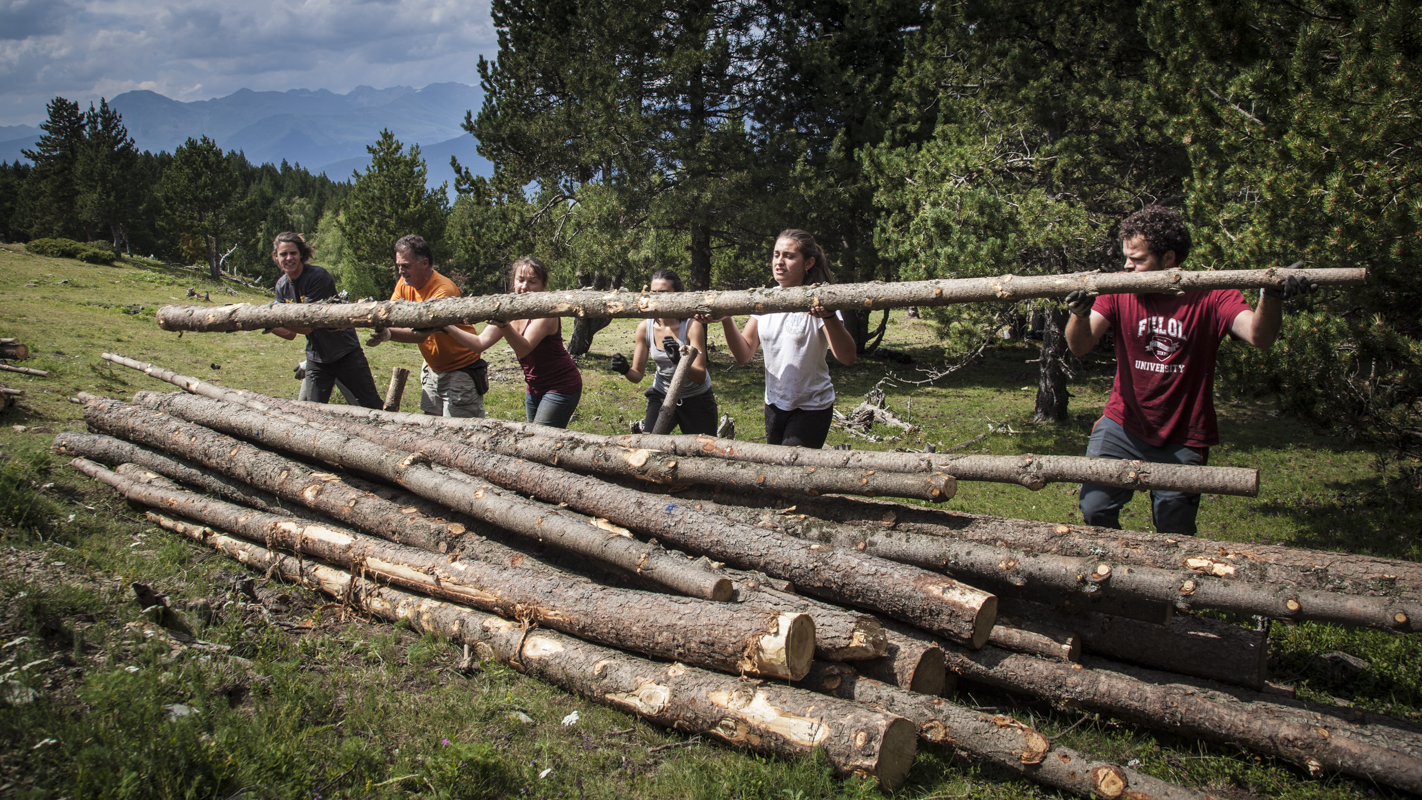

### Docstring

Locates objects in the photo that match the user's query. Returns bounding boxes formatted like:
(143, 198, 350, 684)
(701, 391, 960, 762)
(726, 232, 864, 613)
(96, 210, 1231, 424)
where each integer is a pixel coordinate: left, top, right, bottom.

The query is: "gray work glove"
(610, 352, 630, 375)
(663, 335, 681, 365)
(1065, 290, 1096, 318)
(1262, 262, 1317, 301)
(366, 327, 390, 347)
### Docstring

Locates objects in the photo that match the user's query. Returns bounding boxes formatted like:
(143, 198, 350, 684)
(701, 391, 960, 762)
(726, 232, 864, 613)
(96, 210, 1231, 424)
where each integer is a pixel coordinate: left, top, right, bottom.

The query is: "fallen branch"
(0, 363, 48, 377)
(153, 267, 1368, 331)
(651, 345, 697, 436)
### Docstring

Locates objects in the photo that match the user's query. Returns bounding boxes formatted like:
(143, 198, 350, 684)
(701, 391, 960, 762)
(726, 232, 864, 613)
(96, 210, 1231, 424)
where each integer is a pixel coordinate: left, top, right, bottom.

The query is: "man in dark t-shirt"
(264, 232, 382, 409)
(1064, 206, 1310, 534)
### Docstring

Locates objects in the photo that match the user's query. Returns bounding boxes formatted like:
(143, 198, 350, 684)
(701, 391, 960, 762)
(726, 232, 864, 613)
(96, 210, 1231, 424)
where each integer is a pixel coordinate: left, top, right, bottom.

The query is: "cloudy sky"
(0, 0, 499, 127)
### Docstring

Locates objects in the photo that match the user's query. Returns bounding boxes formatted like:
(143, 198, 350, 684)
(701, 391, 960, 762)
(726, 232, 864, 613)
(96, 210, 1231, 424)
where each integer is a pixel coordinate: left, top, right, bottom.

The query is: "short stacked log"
(55, 354, 1422, 797)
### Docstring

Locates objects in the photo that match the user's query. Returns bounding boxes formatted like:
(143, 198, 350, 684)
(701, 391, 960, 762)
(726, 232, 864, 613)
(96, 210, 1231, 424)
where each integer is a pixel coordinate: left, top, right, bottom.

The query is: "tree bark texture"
(147, 512, 918, 789)
(989, 613, 1080, 663)
(0, 343, 30, 360)
(728, 577, 887, 661)
(131, 391, 999, 648)
(73, 459, 814, 679)
(291, 406, 953, 502)
(661, 489, 1420, 632)
(1032, 307, 1069, 424)
(651, 345, 698, 435)
(754, 492, 1422, 605)
(941, 643, 1422, 793)
(856, 623, 949, 696)
(98, 355, 958, 502)
(154, 267, 1367, 331)
(383, 366, 409, 412)
(269, 397, 1257, 496)
(0, 363, 49, 377)
(998, 598, 1267, 689)
(83, 394, 731, 602)
(802, 663, 1221, 800)
(52, 431, 322, 520)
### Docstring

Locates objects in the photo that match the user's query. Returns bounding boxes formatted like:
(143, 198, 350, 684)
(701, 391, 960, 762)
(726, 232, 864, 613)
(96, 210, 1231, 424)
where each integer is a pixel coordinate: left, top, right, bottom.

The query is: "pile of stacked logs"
(56, 352, 1422, 797)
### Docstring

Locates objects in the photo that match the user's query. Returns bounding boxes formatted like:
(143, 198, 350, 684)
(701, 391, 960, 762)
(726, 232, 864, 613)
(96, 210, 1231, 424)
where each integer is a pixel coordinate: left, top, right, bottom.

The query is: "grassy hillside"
(1, 246, 1419, 799)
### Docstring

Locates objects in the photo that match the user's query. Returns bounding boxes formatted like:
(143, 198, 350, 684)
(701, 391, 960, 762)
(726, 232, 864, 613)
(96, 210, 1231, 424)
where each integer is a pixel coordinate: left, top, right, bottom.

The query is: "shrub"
(25, 237, 116, 265)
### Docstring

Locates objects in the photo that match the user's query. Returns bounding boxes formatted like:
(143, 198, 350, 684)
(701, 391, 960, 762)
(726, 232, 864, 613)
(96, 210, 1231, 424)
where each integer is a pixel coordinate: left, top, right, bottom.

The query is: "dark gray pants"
(1078, 416, 1208, 535)
(304, 349, 382, 409)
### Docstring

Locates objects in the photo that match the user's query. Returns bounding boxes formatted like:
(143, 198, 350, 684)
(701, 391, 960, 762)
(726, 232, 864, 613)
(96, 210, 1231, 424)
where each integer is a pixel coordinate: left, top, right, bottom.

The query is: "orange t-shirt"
(391, 270, 480, 373)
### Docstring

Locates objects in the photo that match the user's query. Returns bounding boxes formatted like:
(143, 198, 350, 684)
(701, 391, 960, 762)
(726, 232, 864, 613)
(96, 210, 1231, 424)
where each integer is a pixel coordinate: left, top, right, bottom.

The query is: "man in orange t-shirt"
(365, 234, 488, 417)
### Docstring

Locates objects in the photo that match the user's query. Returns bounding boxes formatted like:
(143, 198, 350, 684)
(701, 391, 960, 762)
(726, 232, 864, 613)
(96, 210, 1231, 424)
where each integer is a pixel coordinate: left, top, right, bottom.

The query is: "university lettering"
(1134, 359, 1187, 374)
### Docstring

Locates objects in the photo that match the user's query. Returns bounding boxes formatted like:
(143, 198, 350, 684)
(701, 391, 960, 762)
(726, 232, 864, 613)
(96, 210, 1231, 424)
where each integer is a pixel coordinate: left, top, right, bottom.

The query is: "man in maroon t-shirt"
(1065, 206, 1310, 534)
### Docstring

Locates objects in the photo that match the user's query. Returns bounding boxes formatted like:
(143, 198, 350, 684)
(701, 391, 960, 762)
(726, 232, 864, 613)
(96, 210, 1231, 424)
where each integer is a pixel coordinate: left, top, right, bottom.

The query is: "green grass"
(1, 244, 1419, 799)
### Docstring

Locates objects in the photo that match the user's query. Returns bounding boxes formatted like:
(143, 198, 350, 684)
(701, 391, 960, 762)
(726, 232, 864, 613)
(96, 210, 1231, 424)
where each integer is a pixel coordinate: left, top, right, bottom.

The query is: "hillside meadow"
(1, 245, 1420, 799)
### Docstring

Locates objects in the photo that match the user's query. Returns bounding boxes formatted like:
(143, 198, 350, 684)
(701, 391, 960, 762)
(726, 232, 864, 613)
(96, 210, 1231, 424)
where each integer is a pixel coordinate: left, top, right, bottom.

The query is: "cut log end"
(707, 577, 734, 603)
(908, 646, 947, 695)
(872, 717, 919, 791)
(970, 594, 999, 649)
(749, 613, 816, 681)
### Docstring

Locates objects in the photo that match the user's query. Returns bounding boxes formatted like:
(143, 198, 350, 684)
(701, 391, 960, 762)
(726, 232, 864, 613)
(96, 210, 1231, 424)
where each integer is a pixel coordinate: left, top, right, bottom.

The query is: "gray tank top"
(649, 319, 712, 398)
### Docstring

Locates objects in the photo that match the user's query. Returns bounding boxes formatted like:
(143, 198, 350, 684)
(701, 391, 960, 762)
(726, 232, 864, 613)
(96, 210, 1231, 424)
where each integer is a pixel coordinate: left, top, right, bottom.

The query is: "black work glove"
(610, 352, 631, 375)
(1262, 262, 1316, 301)
(662, 336, 681, 365)
(1065, 290, 1096, 318)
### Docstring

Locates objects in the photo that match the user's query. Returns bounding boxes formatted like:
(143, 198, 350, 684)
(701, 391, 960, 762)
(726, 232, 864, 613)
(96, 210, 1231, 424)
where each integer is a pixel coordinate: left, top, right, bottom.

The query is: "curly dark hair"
(1118, 206, 1191, 265)
(271, 231, 312, 263)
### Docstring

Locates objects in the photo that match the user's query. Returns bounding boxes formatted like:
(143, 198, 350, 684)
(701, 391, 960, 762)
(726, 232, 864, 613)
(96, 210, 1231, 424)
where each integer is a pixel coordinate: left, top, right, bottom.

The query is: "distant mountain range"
(0, 84, 492, 192)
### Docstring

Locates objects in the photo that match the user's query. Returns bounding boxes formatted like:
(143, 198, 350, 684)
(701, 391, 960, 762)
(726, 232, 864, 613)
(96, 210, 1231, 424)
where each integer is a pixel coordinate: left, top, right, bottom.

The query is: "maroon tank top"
(517, 322, 583, 395)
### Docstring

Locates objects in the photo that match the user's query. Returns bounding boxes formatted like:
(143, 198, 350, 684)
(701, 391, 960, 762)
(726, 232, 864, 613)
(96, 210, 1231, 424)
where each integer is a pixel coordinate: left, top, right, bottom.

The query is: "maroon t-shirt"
(1096, 289, 1251, 448)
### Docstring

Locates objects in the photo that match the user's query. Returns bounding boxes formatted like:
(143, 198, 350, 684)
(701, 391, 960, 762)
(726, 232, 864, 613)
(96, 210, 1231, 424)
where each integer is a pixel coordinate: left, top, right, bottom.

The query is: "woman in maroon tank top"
(497, 256, 583, 428)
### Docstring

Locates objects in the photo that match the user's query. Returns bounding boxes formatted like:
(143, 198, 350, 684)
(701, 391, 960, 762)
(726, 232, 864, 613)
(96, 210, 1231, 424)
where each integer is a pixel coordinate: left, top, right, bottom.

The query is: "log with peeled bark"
(98, 354, 955, 502)
(383, 366, 409, 412)
(131, 390, 1000, 648)
(801, 663, 1221, 800)
(74, 459, 813, 678)
(145, 512, 917, 788)
(727, 576, 887, 661)
(656, 487, 1421, 632)
(1, 386, 21, 396)
(999, 597, 1267, 689)
(651, 345, 697, 436)
(52, 432, 321, 520)
(154, 266, 1367, 332)
(939, 641, 1422, 793)
(746, 491, 1422, 603)
(80, 394, 730, 601)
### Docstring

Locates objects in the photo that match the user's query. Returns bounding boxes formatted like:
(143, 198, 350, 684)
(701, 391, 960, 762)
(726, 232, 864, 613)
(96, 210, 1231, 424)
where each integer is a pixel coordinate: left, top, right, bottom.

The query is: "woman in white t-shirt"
(711, 229, 856, 448)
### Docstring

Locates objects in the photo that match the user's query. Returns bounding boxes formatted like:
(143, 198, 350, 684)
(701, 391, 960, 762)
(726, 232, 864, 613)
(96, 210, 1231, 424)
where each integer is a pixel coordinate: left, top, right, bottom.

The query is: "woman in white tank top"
(610, 269, 718, 434)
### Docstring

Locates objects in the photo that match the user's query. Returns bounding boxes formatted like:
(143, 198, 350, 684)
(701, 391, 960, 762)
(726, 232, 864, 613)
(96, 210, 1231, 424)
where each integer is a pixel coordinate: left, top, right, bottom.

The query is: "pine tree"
(75, 99, 140, 250)
(338, 130, 449, 299)
(159, 136, 244, 281)
(20, 97, 87, 240)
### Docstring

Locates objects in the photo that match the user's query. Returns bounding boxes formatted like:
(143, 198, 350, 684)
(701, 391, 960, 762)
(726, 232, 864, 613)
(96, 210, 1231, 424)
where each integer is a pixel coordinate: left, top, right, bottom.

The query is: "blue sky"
(0, 0, 499, 127)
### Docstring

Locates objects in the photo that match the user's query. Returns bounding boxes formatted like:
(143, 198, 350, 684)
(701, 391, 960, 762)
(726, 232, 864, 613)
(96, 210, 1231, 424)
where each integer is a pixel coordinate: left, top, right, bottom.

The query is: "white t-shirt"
(754, 312, 837, 411)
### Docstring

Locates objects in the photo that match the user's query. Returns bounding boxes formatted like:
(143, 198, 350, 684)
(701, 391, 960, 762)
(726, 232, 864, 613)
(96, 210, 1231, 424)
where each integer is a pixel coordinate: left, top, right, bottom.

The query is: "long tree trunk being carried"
(75, 459, 813, 679)
(651, 345, 697, 435)
(154, 267, 1367, 332)
(131, 391, 999, 648)
(144, 511, 917, 788)
(81, 394, 731, 601)
(98, 353, 1255, 497)
(801, 662, 1220, 800)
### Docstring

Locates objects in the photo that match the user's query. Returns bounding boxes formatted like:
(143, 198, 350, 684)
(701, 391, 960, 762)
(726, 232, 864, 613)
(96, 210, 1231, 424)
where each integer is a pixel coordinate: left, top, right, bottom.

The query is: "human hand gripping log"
(154, 266, 1367, 332)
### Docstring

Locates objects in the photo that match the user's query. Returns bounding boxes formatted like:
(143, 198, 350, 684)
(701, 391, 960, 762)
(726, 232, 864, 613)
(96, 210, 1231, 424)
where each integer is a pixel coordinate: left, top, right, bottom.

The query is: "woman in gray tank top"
(609, 269, 718, 434)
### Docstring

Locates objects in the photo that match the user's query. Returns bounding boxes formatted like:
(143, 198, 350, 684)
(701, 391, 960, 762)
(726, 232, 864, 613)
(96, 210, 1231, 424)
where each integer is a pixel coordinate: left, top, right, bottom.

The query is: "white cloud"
(0, 0, 497, 125)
